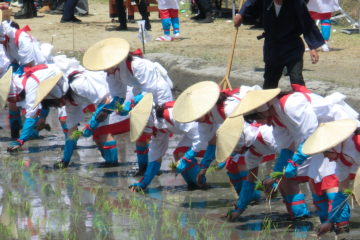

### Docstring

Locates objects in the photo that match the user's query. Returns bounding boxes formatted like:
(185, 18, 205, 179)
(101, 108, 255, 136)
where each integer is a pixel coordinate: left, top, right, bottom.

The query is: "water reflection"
(0, 111, 359, 239)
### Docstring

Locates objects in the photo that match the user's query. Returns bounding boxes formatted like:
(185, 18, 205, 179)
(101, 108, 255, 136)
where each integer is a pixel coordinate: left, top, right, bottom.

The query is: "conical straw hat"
(216, 115, 245, 163)
(0, 68, 12, 109)
(353, 168, 360, 205)
(33, 73, 63, 109)
(302, 119, 358, 155)
(130, 93, 154, 142)
(173, 81, 220, 123)
(83, 38, 130, 71)
(230, 88, 281, 118)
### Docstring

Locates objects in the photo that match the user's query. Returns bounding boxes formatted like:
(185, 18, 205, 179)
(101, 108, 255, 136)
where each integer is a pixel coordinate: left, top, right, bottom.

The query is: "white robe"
(118, 57, 173, 105)
(307, 0, 340, 13)
(157, 0, 179, 10)
(147, 107, 206, 163)
(5, 28, 46, 66)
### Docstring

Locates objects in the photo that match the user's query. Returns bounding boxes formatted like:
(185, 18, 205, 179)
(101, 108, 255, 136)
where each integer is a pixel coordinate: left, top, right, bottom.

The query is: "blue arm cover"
(39, 108, 50, 119)
(18, 118, 37, 142)
(63, 139, 78, 164)
(273, 149, 294, 172)
(285, 143, 309, 178)
(236, 180, 256, 210)
(176, 149, 197, 173)
(200, 144, 216, 169)
(130, 161, 161, 189)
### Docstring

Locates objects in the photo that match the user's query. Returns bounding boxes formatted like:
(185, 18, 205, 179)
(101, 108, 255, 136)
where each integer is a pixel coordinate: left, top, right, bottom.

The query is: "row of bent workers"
(0, 19, 360, 238)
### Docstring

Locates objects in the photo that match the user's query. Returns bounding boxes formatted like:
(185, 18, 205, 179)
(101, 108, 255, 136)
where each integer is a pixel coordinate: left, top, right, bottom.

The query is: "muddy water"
(0, 110, 359, 240)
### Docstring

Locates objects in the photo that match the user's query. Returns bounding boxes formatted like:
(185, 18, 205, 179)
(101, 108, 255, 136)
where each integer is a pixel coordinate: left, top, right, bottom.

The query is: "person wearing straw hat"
(128, 98, 208, 192)
(223, 122, 279, 221)
(0, 20, 51, 139)
(83, 38, 173, 176)
(6, 64, 65, 152)
(48, 55, 133, 168)
(172, 81, 261, 186)
(234, 0, 324, 89)
(300, 119, 360, 237)
(230, 87, 360, 220)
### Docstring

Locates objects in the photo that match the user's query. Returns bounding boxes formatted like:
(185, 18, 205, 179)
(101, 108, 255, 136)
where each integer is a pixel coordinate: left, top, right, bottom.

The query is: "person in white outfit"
(228, 86, 359, 222)
(172, 81, 262, 187)
(6, 63, 65, 152)
(48, 55, 133, 168)
(0, 20, 48, 139)
(129, 99, 208, 192)
(82, 38, 173, 176)
(224, 122, 278, 221)
(307, 0, 340, 51)
(300, 119, 359, 237)
(156, 0, 180, 41)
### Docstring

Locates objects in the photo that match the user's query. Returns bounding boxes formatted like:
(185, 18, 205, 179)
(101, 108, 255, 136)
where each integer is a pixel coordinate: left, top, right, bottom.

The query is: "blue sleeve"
(239, 0, 259, 16)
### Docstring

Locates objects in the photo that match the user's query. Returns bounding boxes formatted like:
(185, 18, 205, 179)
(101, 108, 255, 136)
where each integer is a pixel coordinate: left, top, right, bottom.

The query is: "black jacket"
(239, 0, 324, 65)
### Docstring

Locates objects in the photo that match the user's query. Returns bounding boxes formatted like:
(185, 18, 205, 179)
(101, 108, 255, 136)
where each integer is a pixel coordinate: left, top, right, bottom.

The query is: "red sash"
(15, 25, 32, 48)
(22, 64, 48, 88)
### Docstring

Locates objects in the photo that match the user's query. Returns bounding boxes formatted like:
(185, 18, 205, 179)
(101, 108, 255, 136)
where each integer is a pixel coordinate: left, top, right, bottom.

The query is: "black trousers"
(263, 59, 305, 89)
(116, 0, 126, 25)
(116, 0, 149, 25)
(62, 0, 79, 20)
(194, 0, 212, 16)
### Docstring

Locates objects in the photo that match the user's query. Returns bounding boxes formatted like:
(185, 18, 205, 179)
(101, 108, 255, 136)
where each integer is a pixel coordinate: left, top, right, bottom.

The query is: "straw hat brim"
(0, 68, 12, 109)
(302, 119, 358, 155)
(33, 73, 63, 109)
(173, 81, 220, 123)
(230, 88, 281, 118)
(215, 115, 245, 163)
(130, 93, 154, 142)
(353, 168, 360, 205)
(83, 38, 130, 71)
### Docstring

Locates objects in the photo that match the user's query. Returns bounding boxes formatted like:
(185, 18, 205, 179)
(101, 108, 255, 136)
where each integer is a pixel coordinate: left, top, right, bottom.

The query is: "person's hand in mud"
(95, 110, 109, 122)
(226, 208, 244, 222)
(7, 140, 23, 152)
(317, 222, 332, 237)
(36, 122, 51, 132)
(196, 168, 208, 188)
(129, 184, 145, 193)
(310, 49, 319, 64)
(262, 177, 277, 197)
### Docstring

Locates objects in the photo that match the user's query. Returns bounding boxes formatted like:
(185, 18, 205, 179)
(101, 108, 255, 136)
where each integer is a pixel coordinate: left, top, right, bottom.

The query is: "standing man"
(191, 0, 213, 23)
(234, 0, 324, 89)
(115, 0, 151, 31)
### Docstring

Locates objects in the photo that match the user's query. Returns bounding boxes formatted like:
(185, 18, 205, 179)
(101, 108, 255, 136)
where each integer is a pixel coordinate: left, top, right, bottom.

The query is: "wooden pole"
(219, 0, 244, 90)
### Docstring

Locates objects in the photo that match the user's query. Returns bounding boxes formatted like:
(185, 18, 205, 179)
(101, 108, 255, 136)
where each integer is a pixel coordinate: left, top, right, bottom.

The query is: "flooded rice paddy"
(0, 111, 359, 240)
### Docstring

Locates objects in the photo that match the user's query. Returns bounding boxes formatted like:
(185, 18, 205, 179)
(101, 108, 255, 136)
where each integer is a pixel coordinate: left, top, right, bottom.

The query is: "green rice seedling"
(168, 161, 177, 171)
(206, 165, 217, 175)
(270, 171, 283, 179)
(255, 180, 265, 191)
(69, 130, 83, 140)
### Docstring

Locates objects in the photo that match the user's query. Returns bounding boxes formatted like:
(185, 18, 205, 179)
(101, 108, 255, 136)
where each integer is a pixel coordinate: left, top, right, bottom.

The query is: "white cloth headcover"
(52, 55, 85, 78)
(0, 20, 13, 41)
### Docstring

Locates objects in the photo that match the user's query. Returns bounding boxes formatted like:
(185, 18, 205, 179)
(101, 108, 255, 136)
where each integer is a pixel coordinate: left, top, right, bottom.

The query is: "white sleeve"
(196, 122, 218, 150)
(72, 71, 109, 105)
(132, 58, 154, 85)
(245, 149, 263, 170)
(283, 94, 318, 145)
(24, 79, 40, 118)
(148, 131, 169, 162)
(177, 121, 207, 153)
(65, 104, 85, 129)
(17, 33, 36, 65)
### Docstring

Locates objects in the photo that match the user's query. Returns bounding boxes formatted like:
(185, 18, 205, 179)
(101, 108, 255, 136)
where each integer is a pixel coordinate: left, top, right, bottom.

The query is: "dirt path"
(11, 1, 360, 88)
